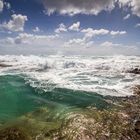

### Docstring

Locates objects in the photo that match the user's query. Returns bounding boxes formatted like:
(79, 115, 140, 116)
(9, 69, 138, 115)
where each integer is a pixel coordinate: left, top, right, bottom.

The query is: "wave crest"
(0, 55, 140, 96)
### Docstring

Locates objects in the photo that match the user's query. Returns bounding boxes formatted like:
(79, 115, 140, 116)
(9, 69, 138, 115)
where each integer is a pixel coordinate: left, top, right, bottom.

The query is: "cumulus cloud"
(0, 37, 15, 45)
(4, 2, 11, 10)
(63, 39, 139, 55)
(43, 0, 115, 16)
(0, 31, 139, 55)
(55, 23, 67, 33)
(81, 28, 109, 39)
(42, 0, 140, 17)
(100, 41, 121, 47)
(0, 0, 11, 12)
(63, 37, 94, 48)
(110, 30, 126, 36)
(123, 14, 130, 20)
(0, 0, 4, 12)
(1, 14, 28, 32)
(131, 0, 140, 17)
(81, 28, 126, 39)
(135, 23, 140, 27)
(97, 41, 139, 55)
(69, 21, 80, 31)
(0, 33, 60, 47)
(15, 33, 59, 45)
(118, 0, 131, 7)
(64, 28, 126, 48)
(118, 0, 140, 17)
(33, 27, 40, 32)
(55, 22, 80, 33)
(100, 41, 138, 52)
(64, 38, 86, 47)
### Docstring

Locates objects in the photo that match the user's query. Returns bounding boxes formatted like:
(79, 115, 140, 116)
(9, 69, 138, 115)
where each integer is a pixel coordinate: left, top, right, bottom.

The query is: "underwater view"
(0, 55, 140, 139)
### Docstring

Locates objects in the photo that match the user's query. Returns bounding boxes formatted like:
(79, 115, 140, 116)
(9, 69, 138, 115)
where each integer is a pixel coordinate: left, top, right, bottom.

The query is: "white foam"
(0, 55, 140, 96)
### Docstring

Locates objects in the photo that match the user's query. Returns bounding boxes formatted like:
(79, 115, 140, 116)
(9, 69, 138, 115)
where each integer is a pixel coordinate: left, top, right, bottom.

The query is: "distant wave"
(0, 55, 140, 96)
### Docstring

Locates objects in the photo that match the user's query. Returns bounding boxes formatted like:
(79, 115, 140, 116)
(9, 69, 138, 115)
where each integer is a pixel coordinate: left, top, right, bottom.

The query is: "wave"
(0, 55, 140, 96)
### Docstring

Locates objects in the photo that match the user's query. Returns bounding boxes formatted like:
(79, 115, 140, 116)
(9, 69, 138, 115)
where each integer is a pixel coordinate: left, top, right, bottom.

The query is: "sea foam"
(0, 55, 140, 97)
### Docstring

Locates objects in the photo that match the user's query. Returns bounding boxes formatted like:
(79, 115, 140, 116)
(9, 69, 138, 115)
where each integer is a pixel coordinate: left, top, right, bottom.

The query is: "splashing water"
(0, 55, 140, 97)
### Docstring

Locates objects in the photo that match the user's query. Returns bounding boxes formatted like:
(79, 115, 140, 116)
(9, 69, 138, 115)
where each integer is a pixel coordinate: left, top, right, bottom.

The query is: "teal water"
(0, 75, 42, 123)
(0, 75, 110, 123)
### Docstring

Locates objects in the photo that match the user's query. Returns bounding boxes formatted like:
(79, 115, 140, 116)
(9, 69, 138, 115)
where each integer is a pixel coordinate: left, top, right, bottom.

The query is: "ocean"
(0, 55, 140, 139)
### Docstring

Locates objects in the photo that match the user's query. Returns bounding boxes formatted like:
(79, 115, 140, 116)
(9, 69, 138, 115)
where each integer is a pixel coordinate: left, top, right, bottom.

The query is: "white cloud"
(118, 0, 131, 7)
(81, 28, 126, 39)
(42, 0, 140, 17)
(42, 0, 115, 16)
(14, 33, 34, 44)
(118, 0, 140, 17)
(4, 2, 11, 10)
(131, 0, 140, 17)
(55, 23, 67, 33)
(0, 0, 4, 12)
(1, 14, 28, 32)
(63, 40, 139, 55)
(0, 33, 60, 47)
(33, 27, 40, 32)
(135, 23, 140, 27)
(64, 38, 85, 47)
(0, 37, 15, 45)
(63, 37, 94, 48)
(110, 30, 126, 36)
(15, 33, 59, 45)
(123, 14, 130, 20)
(100, 41, 140, 55)
(100, 41, 138, 51)
(0, 31, 139, 55)
(81, 28, 109, 39)
(69, 21, 80, 31)
(101, 41, 121, 47)
(98, 41, 139, 55)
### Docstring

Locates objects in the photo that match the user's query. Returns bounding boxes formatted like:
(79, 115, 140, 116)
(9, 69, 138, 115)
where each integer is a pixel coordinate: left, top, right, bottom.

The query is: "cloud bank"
(43, 0, 115, 16)
(42, 0, 140, 17)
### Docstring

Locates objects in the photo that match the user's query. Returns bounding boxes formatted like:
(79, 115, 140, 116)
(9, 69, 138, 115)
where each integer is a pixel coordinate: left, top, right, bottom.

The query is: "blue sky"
(0, 0, 140, 55)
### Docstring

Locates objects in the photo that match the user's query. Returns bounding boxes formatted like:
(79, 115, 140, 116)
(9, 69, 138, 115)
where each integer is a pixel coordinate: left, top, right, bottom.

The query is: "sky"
(0, 0, 140, 55)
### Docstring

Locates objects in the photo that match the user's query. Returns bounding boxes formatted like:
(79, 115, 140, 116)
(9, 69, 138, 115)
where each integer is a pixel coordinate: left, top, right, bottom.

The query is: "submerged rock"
(133, 85, 140, 96)
(0, 127, 31, 140)
(135, 120, 140, 135)
(0, 63, 12, 67)
(12, 107, 62, 140)
(128, 68, 140, 74)
(53, 108, 131, 140)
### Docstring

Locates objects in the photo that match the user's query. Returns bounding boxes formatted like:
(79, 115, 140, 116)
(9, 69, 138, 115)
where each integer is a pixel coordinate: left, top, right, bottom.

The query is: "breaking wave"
(0, 55, 140, 96)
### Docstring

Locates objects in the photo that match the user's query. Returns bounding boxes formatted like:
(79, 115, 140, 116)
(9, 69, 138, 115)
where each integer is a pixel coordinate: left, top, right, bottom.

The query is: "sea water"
(0, 55, 140, 123)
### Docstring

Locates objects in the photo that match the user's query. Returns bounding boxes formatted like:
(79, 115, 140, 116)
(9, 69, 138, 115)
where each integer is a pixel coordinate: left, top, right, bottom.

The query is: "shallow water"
(0, 75, 42, 123)
(0, 75, 110, 123)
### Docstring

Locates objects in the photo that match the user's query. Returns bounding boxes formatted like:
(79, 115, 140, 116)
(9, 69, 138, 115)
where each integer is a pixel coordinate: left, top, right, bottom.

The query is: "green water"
(0, 75, 110, 123)
(0, 75, 42, 122)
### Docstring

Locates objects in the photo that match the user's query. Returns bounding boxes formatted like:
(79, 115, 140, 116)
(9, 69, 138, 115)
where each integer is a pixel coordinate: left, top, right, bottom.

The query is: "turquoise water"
(0, 75, 110, 123)
(0, 75, 42, 122)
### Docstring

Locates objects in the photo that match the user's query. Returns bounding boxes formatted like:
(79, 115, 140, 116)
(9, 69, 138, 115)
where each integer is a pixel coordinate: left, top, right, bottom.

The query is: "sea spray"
(0, 55, 140, 96)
